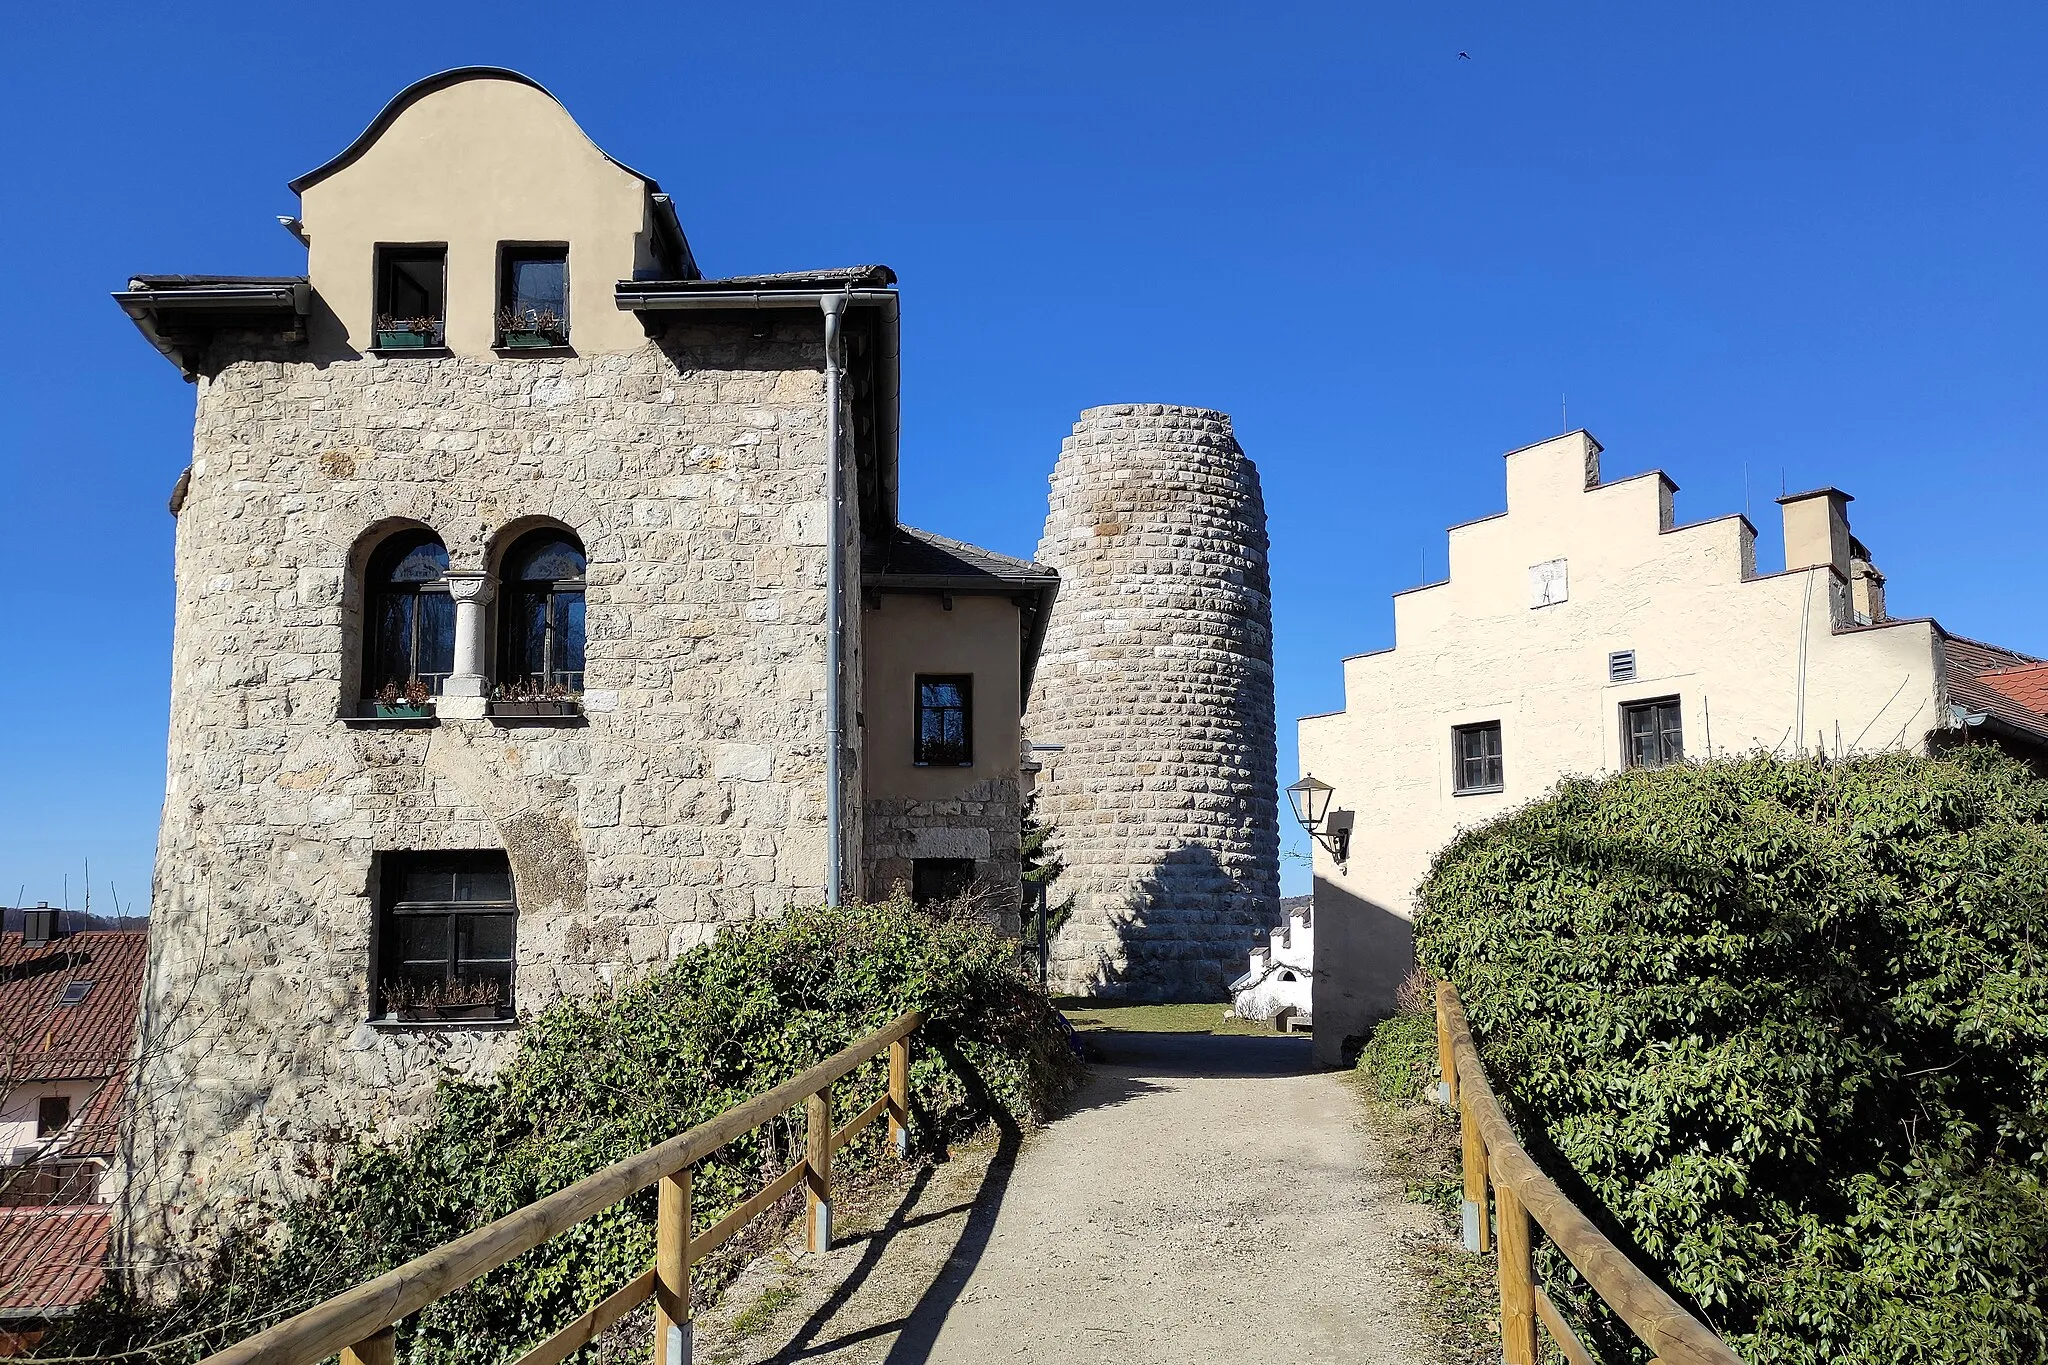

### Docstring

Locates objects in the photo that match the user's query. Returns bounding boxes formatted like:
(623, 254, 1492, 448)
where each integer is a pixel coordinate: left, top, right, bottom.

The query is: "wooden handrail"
(197, 1009, 924, 1365)
(1436, 982, 1744, 1365)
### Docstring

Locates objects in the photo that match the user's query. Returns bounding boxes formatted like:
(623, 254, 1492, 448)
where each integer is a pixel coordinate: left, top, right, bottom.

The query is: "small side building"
(1299, 430, 2045, 1066)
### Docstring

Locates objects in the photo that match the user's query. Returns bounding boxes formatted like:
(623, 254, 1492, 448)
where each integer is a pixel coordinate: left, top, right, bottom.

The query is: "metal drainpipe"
(821, 294, 847, 907)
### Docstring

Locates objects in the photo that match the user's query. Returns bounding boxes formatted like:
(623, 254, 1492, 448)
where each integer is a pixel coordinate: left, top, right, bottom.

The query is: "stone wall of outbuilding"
(125, 322, 851, 1278)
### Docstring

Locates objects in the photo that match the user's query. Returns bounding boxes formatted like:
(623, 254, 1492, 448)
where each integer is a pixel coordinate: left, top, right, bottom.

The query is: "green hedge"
(53, 899, 1080, 1364)
(1415, 749, 2048, 1364)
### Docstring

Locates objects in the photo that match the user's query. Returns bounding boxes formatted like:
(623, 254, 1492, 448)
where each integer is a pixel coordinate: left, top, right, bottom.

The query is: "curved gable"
(297, 68, 688, 357)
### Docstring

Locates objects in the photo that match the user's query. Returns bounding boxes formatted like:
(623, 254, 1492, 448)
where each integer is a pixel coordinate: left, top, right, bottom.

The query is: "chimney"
(1777, 488, 1854, 580)
(1849, 536, 1886, 624)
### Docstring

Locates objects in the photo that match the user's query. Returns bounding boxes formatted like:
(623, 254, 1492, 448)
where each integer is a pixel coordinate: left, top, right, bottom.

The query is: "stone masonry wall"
(863, 779, 1025, 935)
(1023, 404, 1281, 999)
(125, 321, 847, 1279)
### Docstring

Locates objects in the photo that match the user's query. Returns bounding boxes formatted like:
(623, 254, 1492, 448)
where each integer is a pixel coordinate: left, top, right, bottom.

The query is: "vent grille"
(1608, 650, 1637, 683)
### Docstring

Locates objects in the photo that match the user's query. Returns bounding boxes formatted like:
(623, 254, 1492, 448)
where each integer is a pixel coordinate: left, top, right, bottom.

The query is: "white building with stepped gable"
(1297, 429, 2048, 1067)
(1229, 899, 1313, 1025)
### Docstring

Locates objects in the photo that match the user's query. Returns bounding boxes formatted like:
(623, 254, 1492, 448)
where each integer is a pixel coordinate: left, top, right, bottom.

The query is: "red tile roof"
(0, 932, 146, 1085)
(0, 1207, 110, 1317)
(1977, 661, 2048, 715)
(1942, 633, 2048, 746)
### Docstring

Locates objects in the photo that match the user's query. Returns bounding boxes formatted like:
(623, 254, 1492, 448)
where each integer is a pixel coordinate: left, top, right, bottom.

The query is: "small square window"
(1622, 696, 1685, 769)
(376, 851, 517, 1023)
(57, 981, 91, 1007)
(36, 1096, 69, 1138)
(374, 246, 446, 348)
(915, 675, 973, 766)
(912, 859, 976, 906)
(498, 246, 570, 346)
(1453, 722, 1504, 795)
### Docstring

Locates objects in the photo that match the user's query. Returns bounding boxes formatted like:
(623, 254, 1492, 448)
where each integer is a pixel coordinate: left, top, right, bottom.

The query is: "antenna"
(1561, 392, 1568, 432)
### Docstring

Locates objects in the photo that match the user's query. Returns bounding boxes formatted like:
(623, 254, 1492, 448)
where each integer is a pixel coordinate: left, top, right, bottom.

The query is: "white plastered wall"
(299, 74, 664, 357)
(1300, 431, 1943, 1065)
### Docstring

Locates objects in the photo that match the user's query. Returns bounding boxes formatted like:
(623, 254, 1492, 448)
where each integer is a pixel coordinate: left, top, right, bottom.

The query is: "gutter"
(112, 281, 310, 380)
(822, 293, 847, 908)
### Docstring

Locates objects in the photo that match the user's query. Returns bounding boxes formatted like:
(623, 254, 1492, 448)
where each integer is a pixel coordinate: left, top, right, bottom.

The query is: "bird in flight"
(1458, 51, 1472, 59)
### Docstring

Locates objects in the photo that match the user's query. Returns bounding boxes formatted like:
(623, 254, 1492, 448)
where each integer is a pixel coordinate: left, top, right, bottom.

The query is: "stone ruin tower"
(1025, 404, 1281, 999)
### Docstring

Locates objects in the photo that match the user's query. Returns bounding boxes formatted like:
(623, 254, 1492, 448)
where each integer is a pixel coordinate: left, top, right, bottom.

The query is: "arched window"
(364, 530, 455, 699)
(498, 530, 586, 692)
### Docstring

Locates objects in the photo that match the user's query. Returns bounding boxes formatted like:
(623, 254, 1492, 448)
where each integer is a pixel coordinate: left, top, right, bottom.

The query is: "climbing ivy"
(1415, 748, 2048, 1364)
(50, 899, 1081, 1364)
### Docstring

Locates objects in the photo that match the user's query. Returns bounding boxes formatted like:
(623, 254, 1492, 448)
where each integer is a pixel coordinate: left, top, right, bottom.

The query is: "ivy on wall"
(52, 899, 1081, 1364)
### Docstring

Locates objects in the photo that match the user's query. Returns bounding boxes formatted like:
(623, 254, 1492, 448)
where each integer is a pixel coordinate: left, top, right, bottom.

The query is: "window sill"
(368, 1016, 520, 1032)
(492, 343, 576, 357)
(1452, 785, 1504, 797)
(342, 714, 440, 729)
(367, 345, 452, 358)
(912, 762, 975, 769)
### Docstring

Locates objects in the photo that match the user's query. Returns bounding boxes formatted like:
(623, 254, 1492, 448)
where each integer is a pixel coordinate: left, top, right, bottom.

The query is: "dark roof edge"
(290, 67, 675, 193)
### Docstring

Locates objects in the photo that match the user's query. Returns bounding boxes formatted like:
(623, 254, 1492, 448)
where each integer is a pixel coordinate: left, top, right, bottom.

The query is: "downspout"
(821, 294, 847, 907)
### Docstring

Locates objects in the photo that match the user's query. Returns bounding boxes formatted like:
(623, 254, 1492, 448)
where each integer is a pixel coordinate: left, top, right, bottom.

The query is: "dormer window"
(498, 245, 569, 348)
(373, 246, 446, 349)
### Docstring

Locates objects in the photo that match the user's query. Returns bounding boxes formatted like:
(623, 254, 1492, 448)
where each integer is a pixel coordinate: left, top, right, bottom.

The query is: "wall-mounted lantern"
(1286, 774, 1350, 866)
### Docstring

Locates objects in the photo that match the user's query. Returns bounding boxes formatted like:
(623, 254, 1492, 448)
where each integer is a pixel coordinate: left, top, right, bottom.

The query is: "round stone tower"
(1025, 403, 1281, 999)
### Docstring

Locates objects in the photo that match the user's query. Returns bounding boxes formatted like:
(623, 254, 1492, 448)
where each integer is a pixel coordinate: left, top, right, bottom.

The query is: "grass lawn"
(1055, 998, 1284, 1036)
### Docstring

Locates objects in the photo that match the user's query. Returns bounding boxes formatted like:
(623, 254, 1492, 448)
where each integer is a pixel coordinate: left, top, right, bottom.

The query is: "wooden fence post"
(806, 1089, 832, 1253)
(888, 1035, 910, 1157)
(1460, 1088, 1490, 1253)
(653, 1167, 692, 1365)
(340, 1326, 395, 1365)
(1496, 1179, 1537, 1365)
(1435, 985, 1458, 1106)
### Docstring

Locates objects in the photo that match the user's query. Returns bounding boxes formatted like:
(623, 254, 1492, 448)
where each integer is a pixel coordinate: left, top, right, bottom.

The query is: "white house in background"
(1297, 429, 2048, 1068)
(1229, 899, 1313, 1025)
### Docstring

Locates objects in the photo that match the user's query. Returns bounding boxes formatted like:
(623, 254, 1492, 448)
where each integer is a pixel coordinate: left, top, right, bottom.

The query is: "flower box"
(374, 327, 441, 349)
(369, 702, 433, 719)
(394, 1003, 502, 1023)
(500, 328, 566, 349)
(491, 699, 582, 718)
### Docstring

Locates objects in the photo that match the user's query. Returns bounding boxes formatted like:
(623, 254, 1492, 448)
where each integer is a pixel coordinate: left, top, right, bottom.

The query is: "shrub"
(51, 899, 1080, 1364)
(1415, 749, 2048, 1364)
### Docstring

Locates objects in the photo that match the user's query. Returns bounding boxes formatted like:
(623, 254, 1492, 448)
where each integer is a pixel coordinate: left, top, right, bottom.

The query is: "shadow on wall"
(1309, 873, 1416, 1069)
(1063, 842, 1280, 1005)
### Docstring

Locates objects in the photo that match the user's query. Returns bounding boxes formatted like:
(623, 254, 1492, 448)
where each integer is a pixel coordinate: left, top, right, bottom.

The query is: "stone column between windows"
(441, 571, 496, 719)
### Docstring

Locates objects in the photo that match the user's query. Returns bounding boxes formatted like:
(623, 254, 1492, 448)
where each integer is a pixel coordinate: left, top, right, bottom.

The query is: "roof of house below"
(0, 1206, 111, 1319)
(1942, 631, 2048, 749)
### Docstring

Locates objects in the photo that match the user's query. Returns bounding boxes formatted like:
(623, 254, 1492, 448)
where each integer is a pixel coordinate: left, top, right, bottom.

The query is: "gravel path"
(692, 1029, 1435, 1364)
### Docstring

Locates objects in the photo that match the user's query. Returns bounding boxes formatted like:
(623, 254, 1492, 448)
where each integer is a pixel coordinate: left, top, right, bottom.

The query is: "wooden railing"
(1436, 982, 1743, 1365)
(196, 1010, 925, 1365)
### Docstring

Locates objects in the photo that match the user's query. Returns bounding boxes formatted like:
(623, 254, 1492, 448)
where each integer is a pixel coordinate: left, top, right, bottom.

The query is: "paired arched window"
(498, 530, 587, 692)
(365, 530, 455, 696)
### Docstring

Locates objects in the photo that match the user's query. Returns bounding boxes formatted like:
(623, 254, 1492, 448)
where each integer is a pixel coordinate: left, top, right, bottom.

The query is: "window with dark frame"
(1622, 696, 1685, 769)
(498, 530, 587, 692)
(36, 1096, 69, 1139)
(914, 676, 973, 766)
(498, 245, 569, 345)
(375, 851, 517, 1022)
(911, 858, 976, 906)
(1453, 721, 1505, 794)
(373, 246, 446, 346)
(363, 530, 456, 703)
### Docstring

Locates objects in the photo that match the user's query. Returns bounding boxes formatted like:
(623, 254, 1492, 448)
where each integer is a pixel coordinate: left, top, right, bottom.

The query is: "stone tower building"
(111, 67, 1055, 1278)
(1025, 404, 1281, 999)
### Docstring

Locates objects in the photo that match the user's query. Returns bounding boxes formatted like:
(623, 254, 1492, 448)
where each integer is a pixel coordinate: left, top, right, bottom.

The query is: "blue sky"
(3, 2, 2044, 908)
